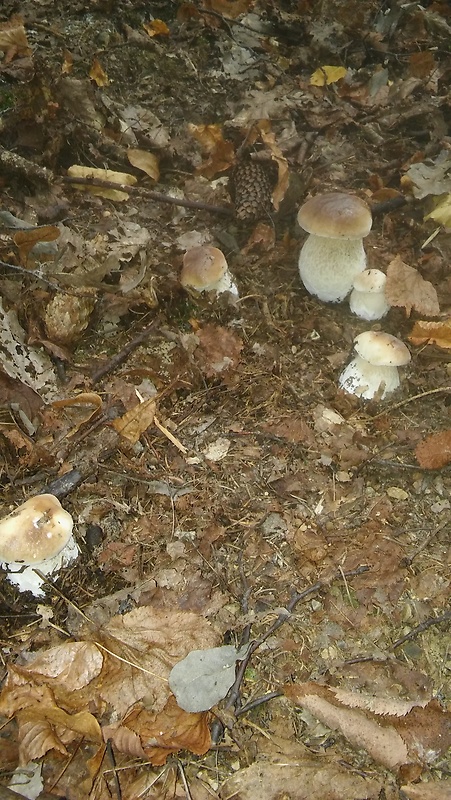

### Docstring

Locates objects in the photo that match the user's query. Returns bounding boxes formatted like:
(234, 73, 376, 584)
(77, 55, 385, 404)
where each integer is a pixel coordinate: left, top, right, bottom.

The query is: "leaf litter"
(0, 1, 451, 798)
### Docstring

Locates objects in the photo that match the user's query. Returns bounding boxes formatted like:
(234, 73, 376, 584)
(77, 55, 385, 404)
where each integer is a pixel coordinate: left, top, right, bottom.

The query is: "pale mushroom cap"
(180, 246, 228, 290)
(0, 494, 74, 564)
(352, 269, 387, 293)
(297, 192, 372, 239)
(354, 331, 411, 367)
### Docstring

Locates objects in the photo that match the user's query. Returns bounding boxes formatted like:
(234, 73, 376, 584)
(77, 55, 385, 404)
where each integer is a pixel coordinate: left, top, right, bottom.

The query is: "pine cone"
(229, 157, 278, 222)
(44, 292, 96, 346)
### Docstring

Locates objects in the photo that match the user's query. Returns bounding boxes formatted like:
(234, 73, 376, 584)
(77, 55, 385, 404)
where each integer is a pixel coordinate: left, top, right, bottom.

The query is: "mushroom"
(0, 494, 78, 596)
(180, 245, 238, 297)
(349, 269, 390, 321)
(297, 192, 372, 302)
(339, 331, 411, 400)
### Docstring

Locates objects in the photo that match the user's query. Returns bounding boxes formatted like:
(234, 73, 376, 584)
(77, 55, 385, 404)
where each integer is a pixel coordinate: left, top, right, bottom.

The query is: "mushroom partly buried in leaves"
(349, 269, 390, 321)
(180, 245, 238, 298)
(0, 494, 79, 596)
(339, 331, 411, 400)
(297, 192, 372, 302)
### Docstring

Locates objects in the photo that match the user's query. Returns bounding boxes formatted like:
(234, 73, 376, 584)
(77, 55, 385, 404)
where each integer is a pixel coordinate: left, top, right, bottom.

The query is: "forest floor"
(0, 2, 451, 799)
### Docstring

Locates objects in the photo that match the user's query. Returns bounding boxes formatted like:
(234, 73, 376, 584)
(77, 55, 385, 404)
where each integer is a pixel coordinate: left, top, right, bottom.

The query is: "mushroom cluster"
(0, 494, 79, 596)
(297, 192, 372, 302)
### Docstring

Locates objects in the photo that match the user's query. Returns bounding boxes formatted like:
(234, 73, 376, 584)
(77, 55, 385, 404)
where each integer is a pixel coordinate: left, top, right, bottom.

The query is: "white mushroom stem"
(339, 354, 400, 400)
(5, 536, 79, 596)
(298, 235, 366, 302)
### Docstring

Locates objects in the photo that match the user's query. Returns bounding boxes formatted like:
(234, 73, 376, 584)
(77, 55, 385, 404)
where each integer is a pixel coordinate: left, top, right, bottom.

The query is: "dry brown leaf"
(401, 780, 451, 800)
(385, 255, 440, 317)
(112, 398, 156, 443)
(259, 127, 289, 211)
(195, 324, 243, 378)
(201, 0, 253, 19)
(13, 225, 60, 266)
(187, 123, 235, 178)
(242, 221, 276, 253)
(142, 19, 170, 36)
(0, 15, 31, 61)
(286, 682, 409, 770)
(89, 57, 109, 86)
(127, 147, 160, 180)
(415, 430, 451, 469)
(8, 642, 104, 691)
(220, 759, 383, 800)
(67, 166, 137, 201)
(52, 392, 103, 436)
(120, 695, 211, 765)
(409, 319, 451, 349)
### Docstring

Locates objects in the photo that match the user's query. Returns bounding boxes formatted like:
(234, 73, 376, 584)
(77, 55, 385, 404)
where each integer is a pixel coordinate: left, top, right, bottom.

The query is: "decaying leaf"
(52, 392, 103, 437)
(409, 319, 451, 349)
(67, 166, 137, 201)
(415, 430, 451, 469)
(194, 324, 243, 378)
(142, 19, 170, 37)
(401, 781, 451, 800)
(188, 123, 235, 178)
(259, 126, 289, 211)
(286, 682, 451, 773)
(89, 57, 109, 86)
(310, 65, 347, 86)
(13, 225, 60, 265)
(127, 147, 160, 180)
(112, 398, 156, 443)
(403, 152, 451, 199)
(0, 15, 31, 61)
(385, 255, 440, 317)
(424, 193, 451, 228)
(220, 759, 383, 800)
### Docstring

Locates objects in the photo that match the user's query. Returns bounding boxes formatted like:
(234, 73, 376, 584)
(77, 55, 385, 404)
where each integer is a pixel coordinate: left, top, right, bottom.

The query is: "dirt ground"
(0, 1, 451, 799)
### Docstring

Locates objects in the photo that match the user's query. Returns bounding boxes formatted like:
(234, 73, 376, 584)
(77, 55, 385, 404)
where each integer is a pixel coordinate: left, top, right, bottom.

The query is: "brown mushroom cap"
(180, 246, 228, 290)
(354, 331, 411, 367)
(0, 494, 74, 564)
(297, 192, 372, 239)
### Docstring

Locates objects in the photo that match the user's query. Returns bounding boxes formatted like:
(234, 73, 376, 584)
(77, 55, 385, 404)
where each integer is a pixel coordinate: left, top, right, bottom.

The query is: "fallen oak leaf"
(415, 430, 451, 469)
(409, 319, 451, 349)
(385, 255, 440, 317)
(112, 398, 156, 444)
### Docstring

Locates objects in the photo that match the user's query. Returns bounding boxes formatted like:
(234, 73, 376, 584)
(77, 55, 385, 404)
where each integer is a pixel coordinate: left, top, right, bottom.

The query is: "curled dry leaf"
(127, 147, 160, 181)
(0, 15, 32, 60)
(112, 398, 156, 444)
(89, 57, 108, 86)
(187, 123, 235, 178)
(415, 430, 451, 469)
(409, 319, 451, 349)
(13, 225, 60, 266)
(385, 255, 440, 317)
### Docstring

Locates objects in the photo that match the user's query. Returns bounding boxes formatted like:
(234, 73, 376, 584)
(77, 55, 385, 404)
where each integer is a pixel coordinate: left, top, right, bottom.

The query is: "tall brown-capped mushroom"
(0, 494, 78, 596)
(298, 192, 372, 302)
(180, 245, 238, 297)
(339, 331, 411, 400)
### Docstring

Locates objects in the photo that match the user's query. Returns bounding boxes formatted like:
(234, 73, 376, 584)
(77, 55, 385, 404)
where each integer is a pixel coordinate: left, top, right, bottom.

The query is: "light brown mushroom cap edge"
(0, 494, 74, 564)
(180, 246, 228, 290)
(297, 192, 372, 239)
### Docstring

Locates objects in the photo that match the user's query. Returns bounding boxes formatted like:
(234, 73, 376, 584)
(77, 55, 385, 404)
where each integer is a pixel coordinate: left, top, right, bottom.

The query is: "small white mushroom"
(339, 331, 411, 400)
(0, 494, 78, 596)
(180, 245, 238, 297)
(349, 269, 390, 321)
(297, 192, 372, 302)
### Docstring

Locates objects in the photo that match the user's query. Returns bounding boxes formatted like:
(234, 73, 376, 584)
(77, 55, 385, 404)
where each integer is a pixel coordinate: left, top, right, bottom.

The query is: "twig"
(105, 740, 122, 800)
(0, 146, 52, 184)
(91, 317, 160, 383)
(370, 386, 451, 419)
(221, 565, 369, 721)
(62, 175, 233, 216)
(392, 610, 451, 650)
